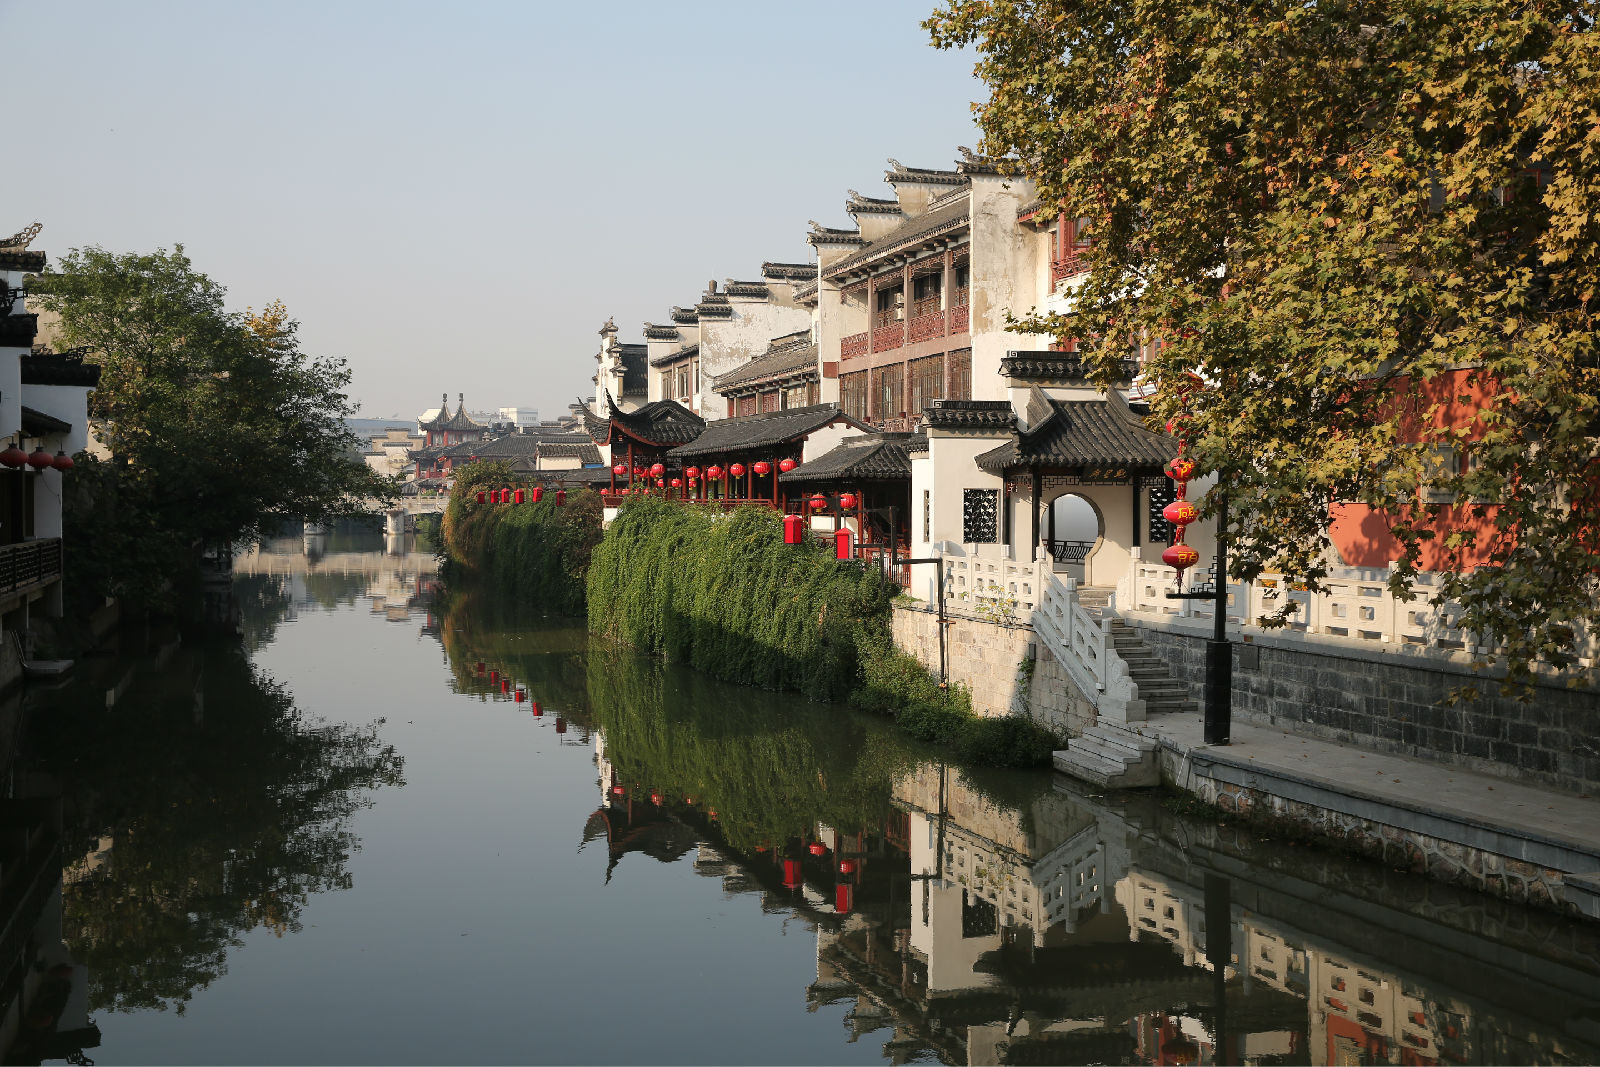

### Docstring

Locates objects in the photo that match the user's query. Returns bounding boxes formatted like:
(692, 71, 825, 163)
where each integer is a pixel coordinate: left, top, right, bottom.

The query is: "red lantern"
(809, 494, 827, 511)
(613, 463, 627, 476)
(501, 679, 511, 693)
(670, 478, 682, 488)
(783, 859, 801, 889)
(834, 528, 852, 560)
(475, 662, 485, 674)
(839, 859, 856, 875)
(514, 688, 526, 703)
(1165, 456, 1196, 481)
(729, 462, 746, 478)
(0, 446, 25, 468)
(531, 486, 543, 503)
(838, 493, 858, 510)
(514, 488, 526, 504)
(779, 458, 797, 473)
(532, 701, 543, 717)
(475, 491, 486, 504)
(783, 514, 804, 545)
(686, 466, 701, 479)
(707, 465, 724, 479)
(753, 461, 770, 475)
(836, 885, 852, 913)
(808, 842, 826, 856)
(650, 462, 665, 477)
(1163, 499, 1199, 526)
(1162, 542, 1200, 573)
(489, 669, 499, 683)
(687, 479, 697, 488)
(619, 488, 630, 495)
(51, 451, 72, 472)
(612, 785, 625, 796)
(655, 478, 665, 487)
(555, 489, 566, 506)
(502, 487, 513, 503)
(650, 793, 663, 805)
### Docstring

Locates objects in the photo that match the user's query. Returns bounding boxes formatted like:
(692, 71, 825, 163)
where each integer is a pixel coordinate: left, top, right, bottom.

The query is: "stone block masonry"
(891, 603, 1095, 734)
(1133, 616, 1600, 795)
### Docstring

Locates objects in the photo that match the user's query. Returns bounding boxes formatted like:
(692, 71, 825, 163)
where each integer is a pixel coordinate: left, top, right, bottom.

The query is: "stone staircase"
(1053, 617, 1197, 789)
(1108, 619, 1199, 716)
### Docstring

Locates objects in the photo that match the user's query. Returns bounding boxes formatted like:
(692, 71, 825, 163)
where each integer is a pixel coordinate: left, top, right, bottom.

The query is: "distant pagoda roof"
(420, 393, 487, 432)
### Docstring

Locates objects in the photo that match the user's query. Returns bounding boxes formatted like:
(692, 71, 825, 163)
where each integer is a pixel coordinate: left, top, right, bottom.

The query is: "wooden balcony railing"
(948, 304, 970, 334)
(841, 331, 870, 359)
(873, 309, 904, 330)
(872, 323, 905, 352)
(911, 295, 943, 318)
(0, 538, 61, 596)
(908, 309, 946, 344)
(1051, 254, 1089, 284)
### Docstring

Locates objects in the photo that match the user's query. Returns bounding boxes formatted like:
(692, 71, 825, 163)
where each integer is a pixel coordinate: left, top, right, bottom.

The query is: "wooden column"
(1030, 469, 1042, 561)
(1132, 475, 1142, 547)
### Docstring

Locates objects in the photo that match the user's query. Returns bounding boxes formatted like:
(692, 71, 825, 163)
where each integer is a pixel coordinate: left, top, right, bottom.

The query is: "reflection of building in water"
(0, 798, 99, 1064)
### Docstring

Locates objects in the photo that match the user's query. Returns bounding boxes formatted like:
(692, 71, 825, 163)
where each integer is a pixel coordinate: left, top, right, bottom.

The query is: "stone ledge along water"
(3, 531, 1593, 1065)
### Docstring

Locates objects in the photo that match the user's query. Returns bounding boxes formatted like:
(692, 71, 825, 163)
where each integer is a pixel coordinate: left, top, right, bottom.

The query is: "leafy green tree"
(30, 246, 396, 610)
(928, 2, 1599, 689)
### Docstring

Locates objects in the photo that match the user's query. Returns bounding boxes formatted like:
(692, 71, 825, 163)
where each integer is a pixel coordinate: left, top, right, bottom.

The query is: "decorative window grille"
(871, 364, 906, 421)
(1147, 476, 1176, 544)
(760, 390, 780, 413)
(909, 355, 944, 415)
(922, 489, 931, 543)
(947, 349, 972, 401)
(738, 395, 757, 417)
(840, 371, 868, 423)
(963, 488, 999, 544)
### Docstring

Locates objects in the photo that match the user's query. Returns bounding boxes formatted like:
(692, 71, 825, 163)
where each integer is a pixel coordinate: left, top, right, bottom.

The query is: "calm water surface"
(6, 532, 1598, 1064)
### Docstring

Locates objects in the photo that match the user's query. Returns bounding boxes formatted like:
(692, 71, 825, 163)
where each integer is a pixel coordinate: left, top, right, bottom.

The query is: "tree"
(928, 1, 1600, 690)
(30, 246, 397, 609)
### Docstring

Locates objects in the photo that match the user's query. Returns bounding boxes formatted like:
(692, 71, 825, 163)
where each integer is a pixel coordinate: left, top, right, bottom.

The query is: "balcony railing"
(0, 538, 61, 596)
(872, 323, 905, 352)
(908, 309, 946, 344)
(911, 295, 942, 318)
(1051, 253, 1089, 284)
(872, 308, 904, 330)
(841, 331, 869, 359)
(948, 304, 969, 334)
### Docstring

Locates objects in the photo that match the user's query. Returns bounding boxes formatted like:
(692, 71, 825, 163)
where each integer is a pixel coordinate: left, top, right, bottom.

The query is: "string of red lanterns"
(1161, 404, 1202, 584)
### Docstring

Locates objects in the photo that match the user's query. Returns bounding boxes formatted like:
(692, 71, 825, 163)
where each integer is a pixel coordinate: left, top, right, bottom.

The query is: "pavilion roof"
(667, 403, 860, 459)
(420, 393, 486, 432)
(779, 432, 922, 484)
(975, 392, 1173, 473)
(585, 392, 705, 448)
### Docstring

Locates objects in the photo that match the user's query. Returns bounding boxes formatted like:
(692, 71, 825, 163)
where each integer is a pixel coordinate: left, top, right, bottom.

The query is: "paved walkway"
(1134, 714, 1600, 864)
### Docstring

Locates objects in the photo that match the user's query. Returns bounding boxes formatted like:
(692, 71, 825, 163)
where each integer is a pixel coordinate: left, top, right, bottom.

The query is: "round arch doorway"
(1044, 492, 1103, 582)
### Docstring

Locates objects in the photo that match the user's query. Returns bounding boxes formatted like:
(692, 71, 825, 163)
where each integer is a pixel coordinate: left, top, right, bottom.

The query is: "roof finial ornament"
(886, 157, 903, 171)
(0, 222, 42, 252)
(957, 145, 981, 163)
(441, 392, 449, 411)
(846, 189, 862, 201)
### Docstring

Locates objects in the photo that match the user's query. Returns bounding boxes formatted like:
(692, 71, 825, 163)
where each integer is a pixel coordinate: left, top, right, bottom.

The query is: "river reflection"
(2, 534, 1594, 1064)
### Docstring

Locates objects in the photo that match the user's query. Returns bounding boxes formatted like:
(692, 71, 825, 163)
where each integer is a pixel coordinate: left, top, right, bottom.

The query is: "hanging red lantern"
(475, 662, 485, 674)
(809, 494, 827, 511)
(1165, 456, 1196, 481)
(51, 451, 72, 472)
(514, 688, 526, 703)
(501, 486, 513, 503)
(613, 463, 627, 476)
(687, 479, 698, 488)
(650, 793, 663, 805)
(753, 461, 770, 475)
(1162, 542, 1200, 573)
(838, 859, 857, 875)
(834, 528, 852, 560)
(685, 465, 701, 479)
(836, 885, 853, 913)
(729, 462, 746, 478)
(779, 458, 797, 473)
(650, 462, 665, 477)
(783, 514, 804, 545)
(514, 488, 526, 504)
(783, 859, 801, 889)
(707, 465, 724, 479)
(475, 491, 486, 504)
(612, 785, 625, 796)
(489, 669, 499, 683)
(501, 679, 511, 693)
(1163, 499, 1199, 526)
(619, 487, 630, 495)
(808, 842, 826, 857)
(670, 477, 682, 488)
(0, 446, 25, 469)
(555, 489, 566, 506)
(838, 493, 858, 510)
(655, 478, 665, 487)
(531, 486, 543, 503)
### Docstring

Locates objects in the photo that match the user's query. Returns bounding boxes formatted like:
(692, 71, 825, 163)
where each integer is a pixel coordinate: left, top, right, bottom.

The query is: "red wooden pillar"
(627, 441, 635, 489)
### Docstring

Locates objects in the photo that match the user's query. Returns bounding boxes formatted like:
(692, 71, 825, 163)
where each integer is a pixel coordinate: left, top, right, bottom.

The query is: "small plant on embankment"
(586, 496, 1056, 768)
(441, 462, 603, 616)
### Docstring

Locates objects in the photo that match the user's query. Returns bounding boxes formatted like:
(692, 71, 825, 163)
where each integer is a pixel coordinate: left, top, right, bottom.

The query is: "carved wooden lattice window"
(947, 349, 972, 400)
(963, 488, 998, 544)
(840, 371, 868, 423)
(1147, 476, 1176, 544)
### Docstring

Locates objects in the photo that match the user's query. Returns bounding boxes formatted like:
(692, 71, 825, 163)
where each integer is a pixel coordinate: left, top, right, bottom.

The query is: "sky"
(7, 0, 986, 421)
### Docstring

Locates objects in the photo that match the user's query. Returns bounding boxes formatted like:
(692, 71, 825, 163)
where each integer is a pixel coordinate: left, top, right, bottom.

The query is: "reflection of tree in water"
(233, 573, 295, 651)
(26, 644, 404, 1015)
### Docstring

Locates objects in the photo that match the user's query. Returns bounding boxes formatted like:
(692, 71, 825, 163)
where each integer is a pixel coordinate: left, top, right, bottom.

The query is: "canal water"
(3, 531, 1597, 1064)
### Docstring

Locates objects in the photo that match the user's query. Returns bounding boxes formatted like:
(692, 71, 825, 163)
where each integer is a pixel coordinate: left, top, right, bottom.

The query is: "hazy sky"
(9, 1, 984, 420)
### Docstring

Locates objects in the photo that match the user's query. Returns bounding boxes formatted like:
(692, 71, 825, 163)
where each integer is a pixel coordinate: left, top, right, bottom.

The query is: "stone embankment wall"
(891, 603, 1095, 735)
(1135, 617, 1600, 795)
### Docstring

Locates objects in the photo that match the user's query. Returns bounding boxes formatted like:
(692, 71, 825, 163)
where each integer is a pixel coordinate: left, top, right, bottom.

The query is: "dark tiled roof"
(670, 307, 699, 325)
(792, 280, 818, 302)
(608, 397, 706, 447)
(0, 251, 45, 272)
(725, 281, 769, 298)
(885, 159, 966, 186)
(0, 313, 37, 347)
(1001, 351, 1139, 383)
(420, 395, 486, 432)
(649, 342, 698, 368)
(822, 196, 970, 280)
(555, 465, 613, 485)
(20, 348, 101, 387)
(713, 334, 816, 392)
(974, 394, 1174, 473)
(847, 190, 901, 215)
(696, 293, 733, 319)
(580, 402, 610, 443)
(444, 435, 540, 460)
(21, 406, 70, 435)
(618, 344, 648, 396)
(667, 404, 859, 459)
(539, 441, 602, 464)
(762, 261, 815, 281)
(779, 432, 921, 484)
(642, 323, 678, 340)
(922, 399, 1016, 431)
(806, 222, 865, 247)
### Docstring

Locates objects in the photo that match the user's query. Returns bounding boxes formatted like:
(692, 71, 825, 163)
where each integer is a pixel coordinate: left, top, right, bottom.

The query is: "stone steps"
(1053, 723, 1160, 788)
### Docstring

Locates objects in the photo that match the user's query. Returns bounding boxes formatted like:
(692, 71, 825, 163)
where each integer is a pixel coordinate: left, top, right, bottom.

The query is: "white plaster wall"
(966, 175, 1044, 401)
(698, 299, 813, 393)
(18, 384, 90, 456)
(925, 431, 1007, 549)
(797, 419, 861, 465)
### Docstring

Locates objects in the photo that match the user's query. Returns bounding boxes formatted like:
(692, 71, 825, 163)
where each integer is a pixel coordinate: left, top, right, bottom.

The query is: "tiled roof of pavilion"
(921, 399, 1016, 431)
(670, 307, 699, 325)
(441, 434, 541, 461)
(667, 403, 861, 460)
(538, 440, 602, 464)
(822, 195, 970, 281)
(650, 342, 698, 368)
(420, 394, 486, 432)
(712, 332, 815, 392)
(724, 280, 770, 298)
(779, 432, 922, 484)
(584, 392, 705, 448)
(846, 190, 901, 216)
(974, 392, 1173, 473)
